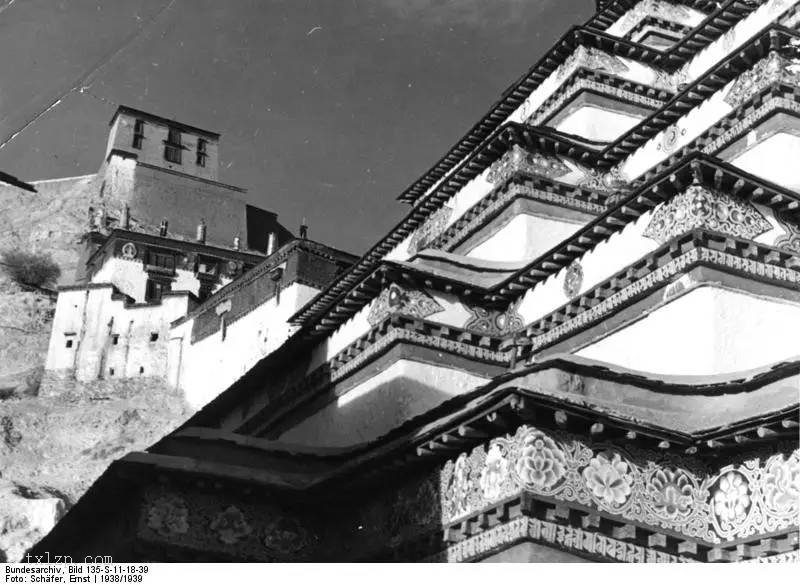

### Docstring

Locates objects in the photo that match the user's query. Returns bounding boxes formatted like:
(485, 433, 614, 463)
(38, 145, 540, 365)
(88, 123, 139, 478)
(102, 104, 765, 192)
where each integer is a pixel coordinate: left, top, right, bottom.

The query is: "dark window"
(145, 279, 166, 302)
(65, 339, 73, 348)
(164, 127, 182, 164)
(132, 119, 144, 149)
(139, 366, 145, 375)
(111, 334, 119, 345)
(196, 138, 208, 167)
(147, 250, 175, 272)
(150, 332, 159, 342)
(109, 368, 115, 377)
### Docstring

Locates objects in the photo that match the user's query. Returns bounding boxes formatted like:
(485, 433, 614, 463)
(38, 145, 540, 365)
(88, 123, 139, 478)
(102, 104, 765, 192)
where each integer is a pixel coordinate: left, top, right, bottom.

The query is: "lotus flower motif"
(649, 468, 694, 519)
(147, 495, 189, 536)
(515, 432, 567, 490)
(713, 471, 750, 525)
(583, 453, 633, 507)
(210, 506, 252, 545)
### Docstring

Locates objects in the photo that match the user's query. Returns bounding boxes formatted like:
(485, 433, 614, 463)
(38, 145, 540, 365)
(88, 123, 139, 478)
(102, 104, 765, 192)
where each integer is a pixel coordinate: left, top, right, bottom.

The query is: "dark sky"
(0, 0, 594, 254)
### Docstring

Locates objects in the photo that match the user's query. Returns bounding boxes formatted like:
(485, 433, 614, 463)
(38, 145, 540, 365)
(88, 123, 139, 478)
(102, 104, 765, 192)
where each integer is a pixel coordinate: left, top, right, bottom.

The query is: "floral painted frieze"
(440, 424, 800, 544)
(724, 51, 800, 109)
(408, 205, 453, 256)
(486, 145, 571, 186)
(367, 283, 444, 327)
(643, 185, 772, 245)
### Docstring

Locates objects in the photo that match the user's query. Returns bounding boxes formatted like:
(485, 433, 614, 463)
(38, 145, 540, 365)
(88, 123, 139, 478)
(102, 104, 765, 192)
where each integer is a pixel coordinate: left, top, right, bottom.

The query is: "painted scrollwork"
(486, 145, 570, 185)
(463, 303, 524, 336)
(724, 51, 800, 109)
(774, 210, 800, 255)
(367, 283, 444, 326)
(643, 185, 772, 244)
(439, 424, 799, 545)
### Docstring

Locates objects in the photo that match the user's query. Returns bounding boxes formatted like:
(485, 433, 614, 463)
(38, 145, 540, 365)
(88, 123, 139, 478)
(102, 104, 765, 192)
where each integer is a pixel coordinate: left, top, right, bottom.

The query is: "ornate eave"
(399, 0, 760, 205)
(30, 353, 798, 562)
(294, 153, 800, 337)
(290, 27, 799, 334)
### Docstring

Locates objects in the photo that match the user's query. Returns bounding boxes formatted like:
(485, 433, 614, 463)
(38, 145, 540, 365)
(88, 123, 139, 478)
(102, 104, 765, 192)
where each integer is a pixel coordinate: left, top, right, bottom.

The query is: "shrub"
(0, 249, 61, 289)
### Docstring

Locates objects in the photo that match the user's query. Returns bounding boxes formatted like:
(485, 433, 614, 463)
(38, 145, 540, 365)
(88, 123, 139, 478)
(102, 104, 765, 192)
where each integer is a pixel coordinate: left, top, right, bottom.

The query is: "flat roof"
(109, 105, 221, 139)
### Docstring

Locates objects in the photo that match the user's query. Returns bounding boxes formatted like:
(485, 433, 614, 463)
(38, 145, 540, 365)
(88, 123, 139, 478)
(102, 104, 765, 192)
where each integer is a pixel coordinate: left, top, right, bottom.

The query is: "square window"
(150, 332, 159, 342)
(111, 334, 120, 345)
(65, 339, 73, 348)
(109, 368, 115, 377)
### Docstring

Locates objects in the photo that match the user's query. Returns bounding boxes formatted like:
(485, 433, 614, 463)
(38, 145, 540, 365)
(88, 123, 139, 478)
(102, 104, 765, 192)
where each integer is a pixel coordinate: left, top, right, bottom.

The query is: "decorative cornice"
(439, 424, 799, 546)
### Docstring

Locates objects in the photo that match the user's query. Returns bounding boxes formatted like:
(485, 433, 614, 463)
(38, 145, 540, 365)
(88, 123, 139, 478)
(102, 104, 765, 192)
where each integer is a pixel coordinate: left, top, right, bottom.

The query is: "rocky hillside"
(0, 281, 54, 396)
(0, 276, 191, 561)
(0, 376, 192, 561)
(0, 174, 101, 287)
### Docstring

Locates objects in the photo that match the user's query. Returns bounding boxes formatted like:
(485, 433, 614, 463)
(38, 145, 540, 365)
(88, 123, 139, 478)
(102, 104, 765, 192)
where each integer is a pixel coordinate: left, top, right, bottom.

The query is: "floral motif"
(515, 431, 567, 491)
(210, 506, 252, 545)
(582, 453, 633, 507)
(486, 145, 570, 185)
(762, 454, 800, 516)
(724, 52, 790, 109)
(643, 185, 772, 244)
(446, 453, 472, 517)
(147, 495, 189, 537)
(367, 283, 444, 326)
(263, 517, 310, 556)
(713, 471, 751, 527)
(563, 261, 583, 298)
(464, 304, 524, 336)
(408, 205, 452, 255)
(479, 443, 509, 501)
(649, 468, 694, 520)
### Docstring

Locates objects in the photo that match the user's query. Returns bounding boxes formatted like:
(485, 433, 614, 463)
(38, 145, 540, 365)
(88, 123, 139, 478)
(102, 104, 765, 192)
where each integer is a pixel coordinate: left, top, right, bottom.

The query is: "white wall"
(171, 282, 320, 410)
(576, 285, 800, 375)
(465, 213, 585, 264)
(278, 359, 490, 448)
(45, 285, 190, 383)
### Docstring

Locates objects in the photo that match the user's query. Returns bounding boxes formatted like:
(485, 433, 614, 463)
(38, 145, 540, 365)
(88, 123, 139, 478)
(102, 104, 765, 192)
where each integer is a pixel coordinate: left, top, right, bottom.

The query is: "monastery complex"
(2, 0, 798, 563)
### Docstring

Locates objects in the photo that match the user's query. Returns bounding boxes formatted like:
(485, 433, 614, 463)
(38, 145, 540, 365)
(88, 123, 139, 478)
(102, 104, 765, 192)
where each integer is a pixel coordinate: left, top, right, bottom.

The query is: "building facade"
(33, 0, 800, 563)
(41, 107, 356, 404)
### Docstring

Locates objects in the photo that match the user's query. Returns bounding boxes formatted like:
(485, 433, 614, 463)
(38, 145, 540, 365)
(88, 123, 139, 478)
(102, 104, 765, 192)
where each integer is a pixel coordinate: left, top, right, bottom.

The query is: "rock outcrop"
(0, 377, 191, 561)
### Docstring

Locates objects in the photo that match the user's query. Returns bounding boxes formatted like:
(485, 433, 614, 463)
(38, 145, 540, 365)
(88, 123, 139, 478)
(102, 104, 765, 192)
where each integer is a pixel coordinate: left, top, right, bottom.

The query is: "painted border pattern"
(439, 425, 800, 545)
(430, 517, 693, 563)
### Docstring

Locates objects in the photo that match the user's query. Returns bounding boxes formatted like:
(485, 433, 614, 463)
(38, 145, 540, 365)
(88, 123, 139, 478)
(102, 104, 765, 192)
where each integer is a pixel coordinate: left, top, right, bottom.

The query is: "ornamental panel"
(642, 185, 772, 245)
(367, 283, 444, 327)
(439, 424, 800, 545)
(408, 205, 453, 256)
(486, 145, 571, 186)
(464, 302, 524, 336)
